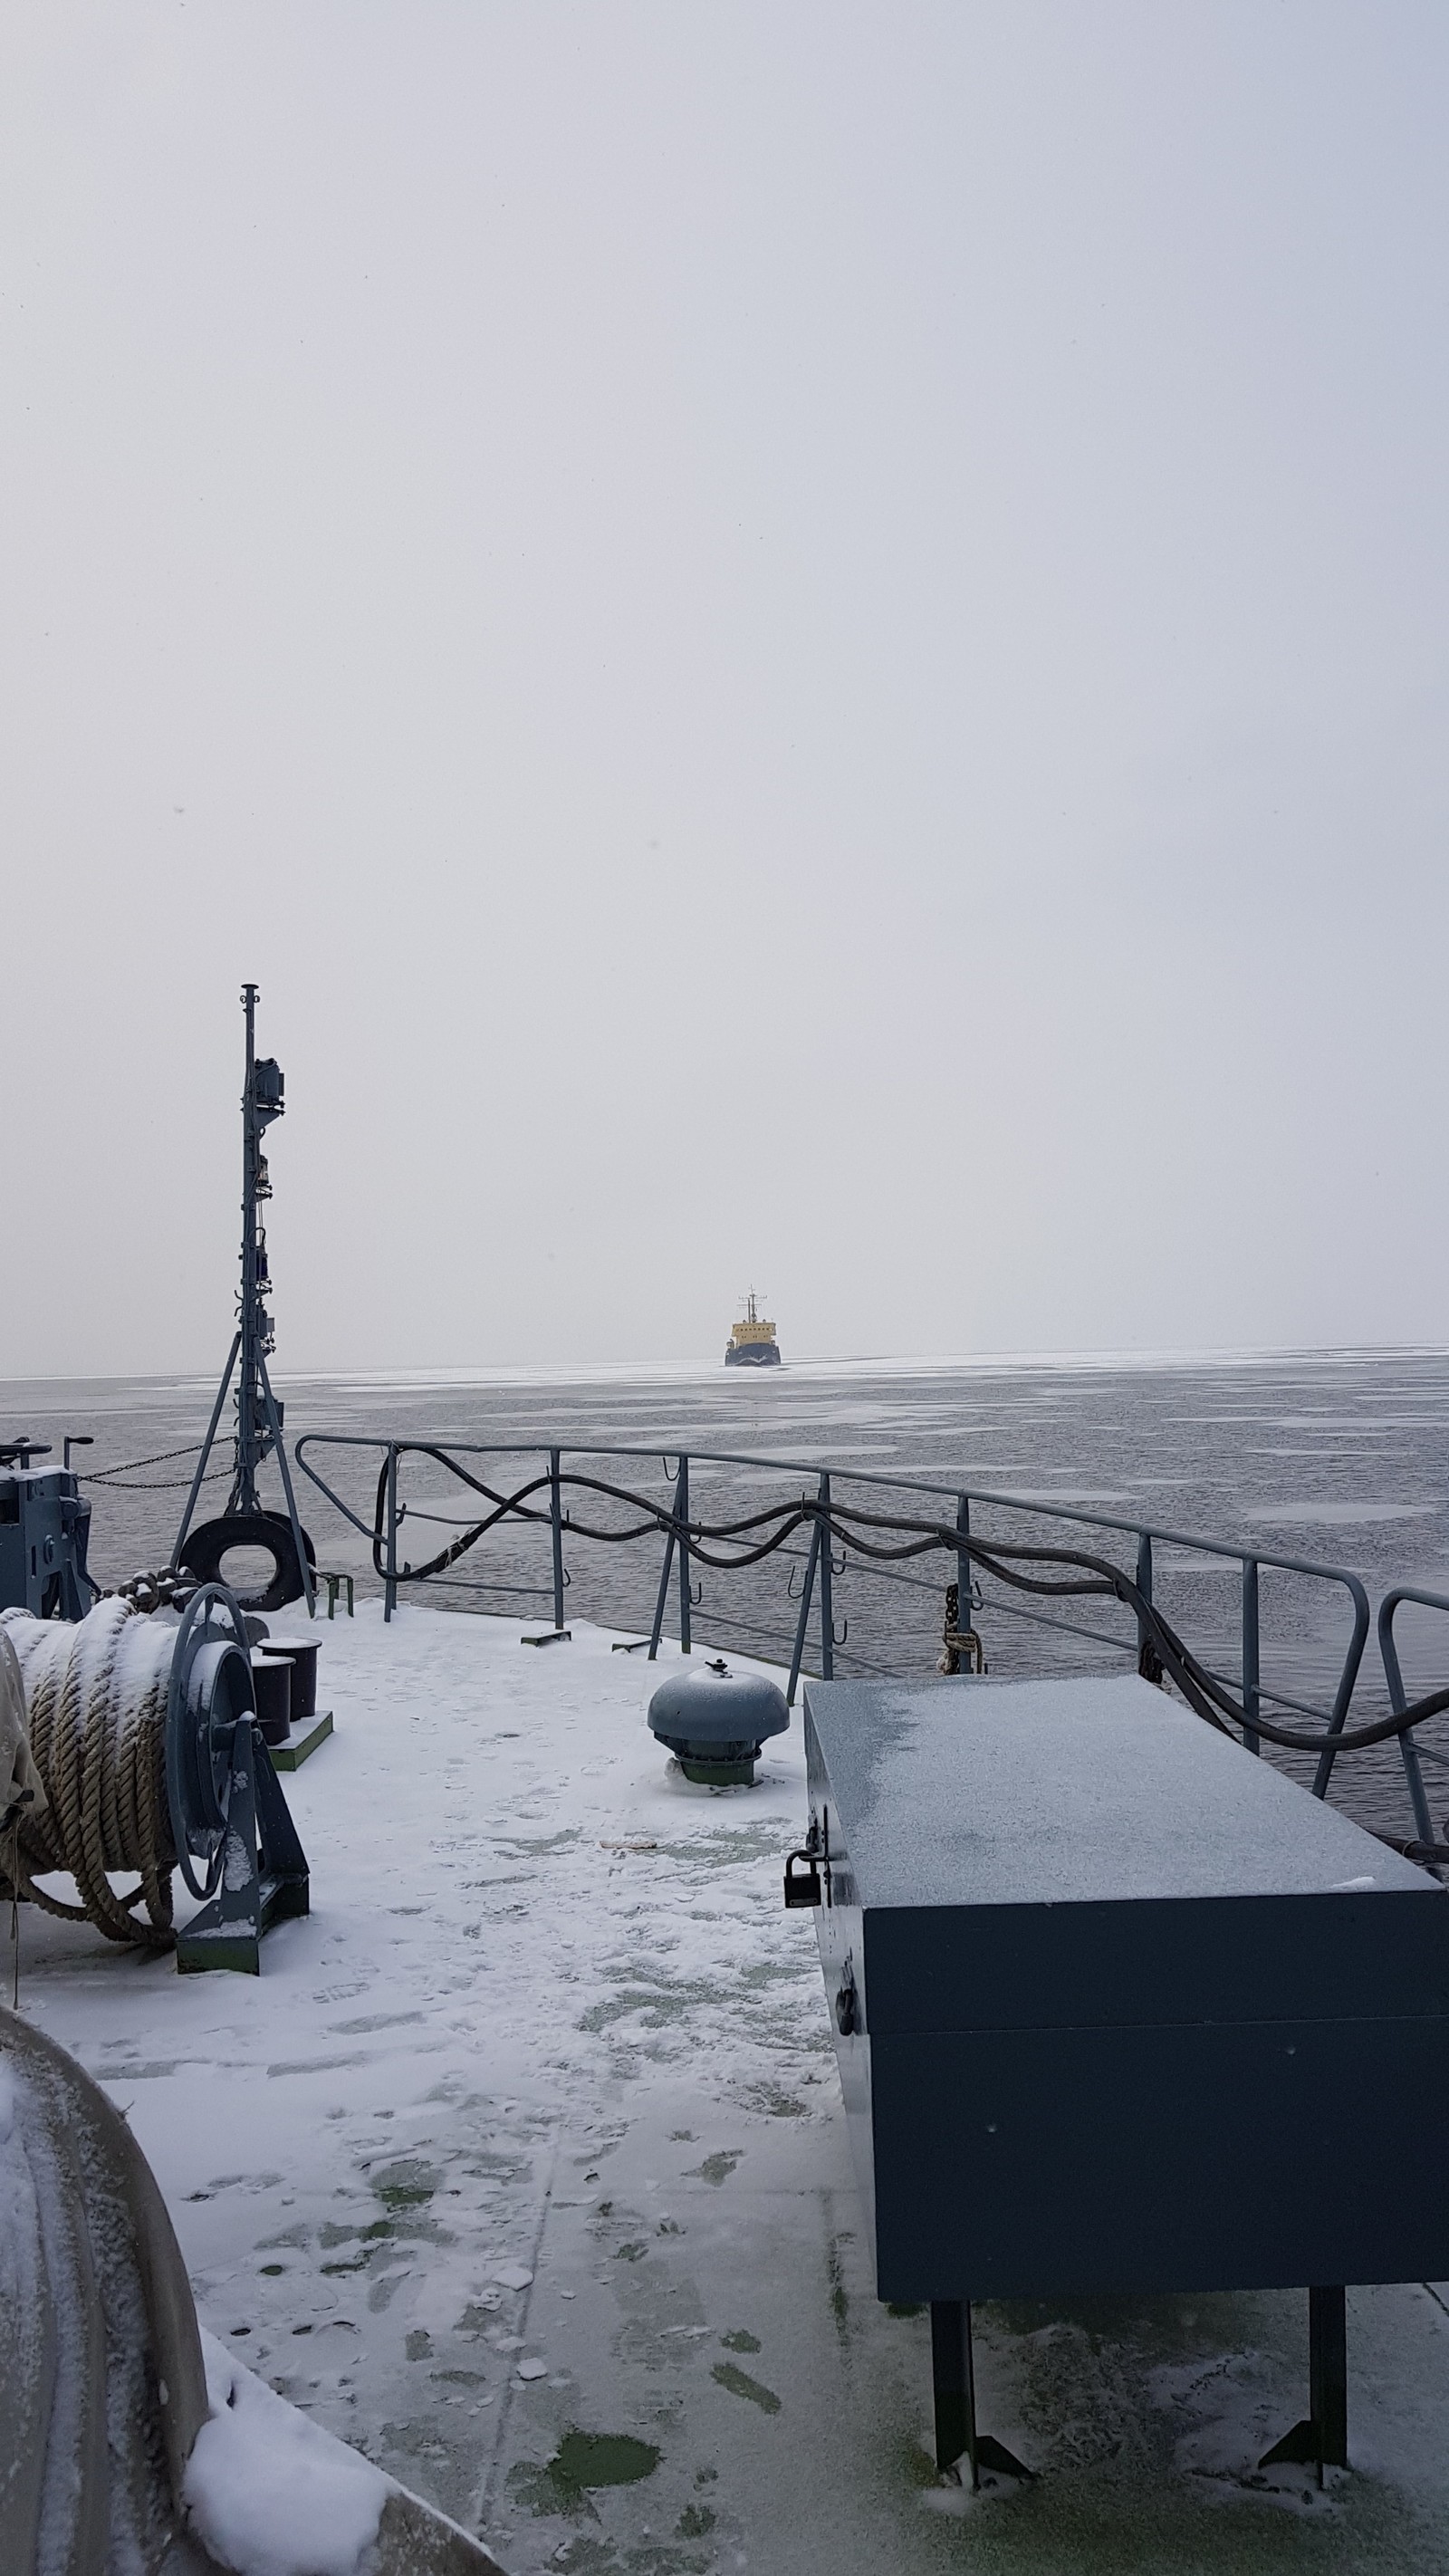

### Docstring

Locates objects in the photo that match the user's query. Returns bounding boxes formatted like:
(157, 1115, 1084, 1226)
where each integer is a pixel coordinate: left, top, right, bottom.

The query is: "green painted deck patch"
(554, 2431, 661, 2488)
(711, 2361, 781, 2414)
(506, 2461, 591, 2522)
(369, 2159, 438, 2210)
(720, 2330, 761, 2353)
(510, 2428, 661, 2520)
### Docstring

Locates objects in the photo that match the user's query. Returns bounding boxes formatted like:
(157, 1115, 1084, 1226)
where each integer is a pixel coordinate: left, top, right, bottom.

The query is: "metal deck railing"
(293, 1430, 1449, 1850)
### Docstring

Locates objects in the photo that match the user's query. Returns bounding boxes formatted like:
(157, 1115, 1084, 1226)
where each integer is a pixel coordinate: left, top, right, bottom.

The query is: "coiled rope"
(0, 1600, 179, 1949)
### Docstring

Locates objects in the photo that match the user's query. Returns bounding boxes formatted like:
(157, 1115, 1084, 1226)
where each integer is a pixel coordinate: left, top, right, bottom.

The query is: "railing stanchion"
(1311, 1585, 1372, 1801)
(1381, 1591, 1437, 1850)
(787, 1515, 820, 1707)
(649, 1461, 684, 1660)
(550, 1447, 565, 1631)
(384, 1444, 398, 1623)
(678, 1454, 692, 1656)
(1135, 1532, 1153, 1666)
(819, 1473, 834, 1682)
(1242, 1560, 1261, 1754)
(956, 1494, 972, 1668)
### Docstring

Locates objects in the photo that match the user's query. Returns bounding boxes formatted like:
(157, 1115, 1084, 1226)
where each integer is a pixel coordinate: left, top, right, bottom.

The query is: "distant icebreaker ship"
(724, 1289, 782, 1367)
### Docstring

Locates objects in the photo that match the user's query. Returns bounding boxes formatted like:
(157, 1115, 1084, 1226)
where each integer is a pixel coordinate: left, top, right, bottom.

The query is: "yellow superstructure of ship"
(724, 1289, 782, 1368)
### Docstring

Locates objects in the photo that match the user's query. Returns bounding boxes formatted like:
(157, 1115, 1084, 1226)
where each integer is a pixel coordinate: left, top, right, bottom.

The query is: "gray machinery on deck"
(172, 984, 315, 1615)
(2, 1583, 308, 1974)
(648, 1658, 789, 1784)
(0, 1438, 95, 1620)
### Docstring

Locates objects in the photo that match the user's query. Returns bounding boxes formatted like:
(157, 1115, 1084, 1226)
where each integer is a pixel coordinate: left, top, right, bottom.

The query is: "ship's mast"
(171, 985, 313, 1612)
(233, 982, 283, 1513)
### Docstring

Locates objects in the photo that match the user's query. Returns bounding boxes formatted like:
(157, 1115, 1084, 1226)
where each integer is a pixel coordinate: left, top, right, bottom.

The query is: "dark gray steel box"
(803, 1673, 1449, 2302)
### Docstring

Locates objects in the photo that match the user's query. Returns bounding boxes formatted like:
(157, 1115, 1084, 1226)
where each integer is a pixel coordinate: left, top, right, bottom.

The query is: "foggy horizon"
(5, 5, 1447, 1380)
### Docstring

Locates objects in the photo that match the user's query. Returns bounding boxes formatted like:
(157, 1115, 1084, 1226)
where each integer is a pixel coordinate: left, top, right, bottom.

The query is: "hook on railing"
(832, 1617, 849, 1647)
(689, 1580, 703, 1608)
(787, 1564, 802, 1602)
(830, 1549, 847, 1578)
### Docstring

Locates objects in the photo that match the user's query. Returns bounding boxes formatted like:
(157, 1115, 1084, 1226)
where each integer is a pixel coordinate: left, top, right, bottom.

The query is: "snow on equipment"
(173, 984, 315, 1616)
(256, 1629, 334, 1770)
(0, 1437, 95, 1619)
(796, 1670, 1449, 2489)
(0, 2002, 511, 2576)
(648, 1656, 789, 1784)
(248, 1648, 293, 1743)
(0, 1584, 309, 1973)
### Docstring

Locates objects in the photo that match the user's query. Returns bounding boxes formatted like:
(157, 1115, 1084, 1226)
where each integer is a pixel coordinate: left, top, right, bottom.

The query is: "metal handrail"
(289, 1429, 1418, 1783)
(294, 1428, 1375, 1593)
(1377, 1585, 1449, 1846)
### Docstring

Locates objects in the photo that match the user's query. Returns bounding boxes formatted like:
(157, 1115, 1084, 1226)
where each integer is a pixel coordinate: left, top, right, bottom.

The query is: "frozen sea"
(7, 1343, 1449, 1842)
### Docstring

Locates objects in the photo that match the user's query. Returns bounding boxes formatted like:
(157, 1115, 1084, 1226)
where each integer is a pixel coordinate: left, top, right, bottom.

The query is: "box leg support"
(930, 2301, 1032, 2487)
(1260, 2286, 1348, 2482)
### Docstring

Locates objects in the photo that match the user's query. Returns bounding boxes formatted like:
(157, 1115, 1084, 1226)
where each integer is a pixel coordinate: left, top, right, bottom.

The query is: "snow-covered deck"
(15, 1607, 1449, 2575)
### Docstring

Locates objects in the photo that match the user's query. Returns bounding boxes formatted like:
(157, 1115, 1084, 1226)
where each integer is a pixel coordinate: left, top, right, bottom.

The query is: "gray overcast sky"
(4, 4, 1446, 1377)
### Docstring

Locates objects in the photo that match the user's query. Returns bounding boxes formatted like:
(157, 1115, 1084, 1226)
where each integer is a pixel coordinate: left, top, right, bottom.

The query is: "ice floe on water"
(14, 1603, 1449, 2574)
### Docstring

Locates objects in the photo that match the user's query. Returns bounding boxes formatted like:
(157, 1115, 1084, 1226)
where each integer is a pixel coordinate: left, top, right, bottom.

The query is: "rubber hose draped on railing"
(369, 1455, 1449, 1765)
(0, 1597, 178, 1949)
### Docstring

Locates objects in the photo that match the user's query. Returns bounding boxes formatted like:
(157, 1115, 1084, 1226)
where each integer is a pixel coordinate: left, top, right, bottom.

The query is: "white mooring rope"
(0, 1599, 180, 1950)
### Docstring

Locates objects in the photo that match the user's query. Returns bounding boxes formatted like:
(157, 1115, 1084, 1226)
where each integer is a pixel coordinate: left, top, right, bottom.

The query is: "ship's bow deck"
(14, 1609, 1449, 2574)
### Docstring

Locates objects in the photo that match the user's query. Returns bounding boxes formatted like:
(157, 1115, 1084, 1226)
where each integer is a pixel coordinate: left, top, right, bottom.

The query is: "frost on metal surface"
(14, 1605, 1449, 2575)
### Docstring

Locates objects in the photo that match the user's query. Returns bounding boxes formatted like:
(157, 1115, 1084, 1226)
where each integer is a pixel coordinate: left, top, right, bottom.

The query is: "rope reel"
(0, 1584, 309, 1972)
(165, 1584, 256, 1903)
